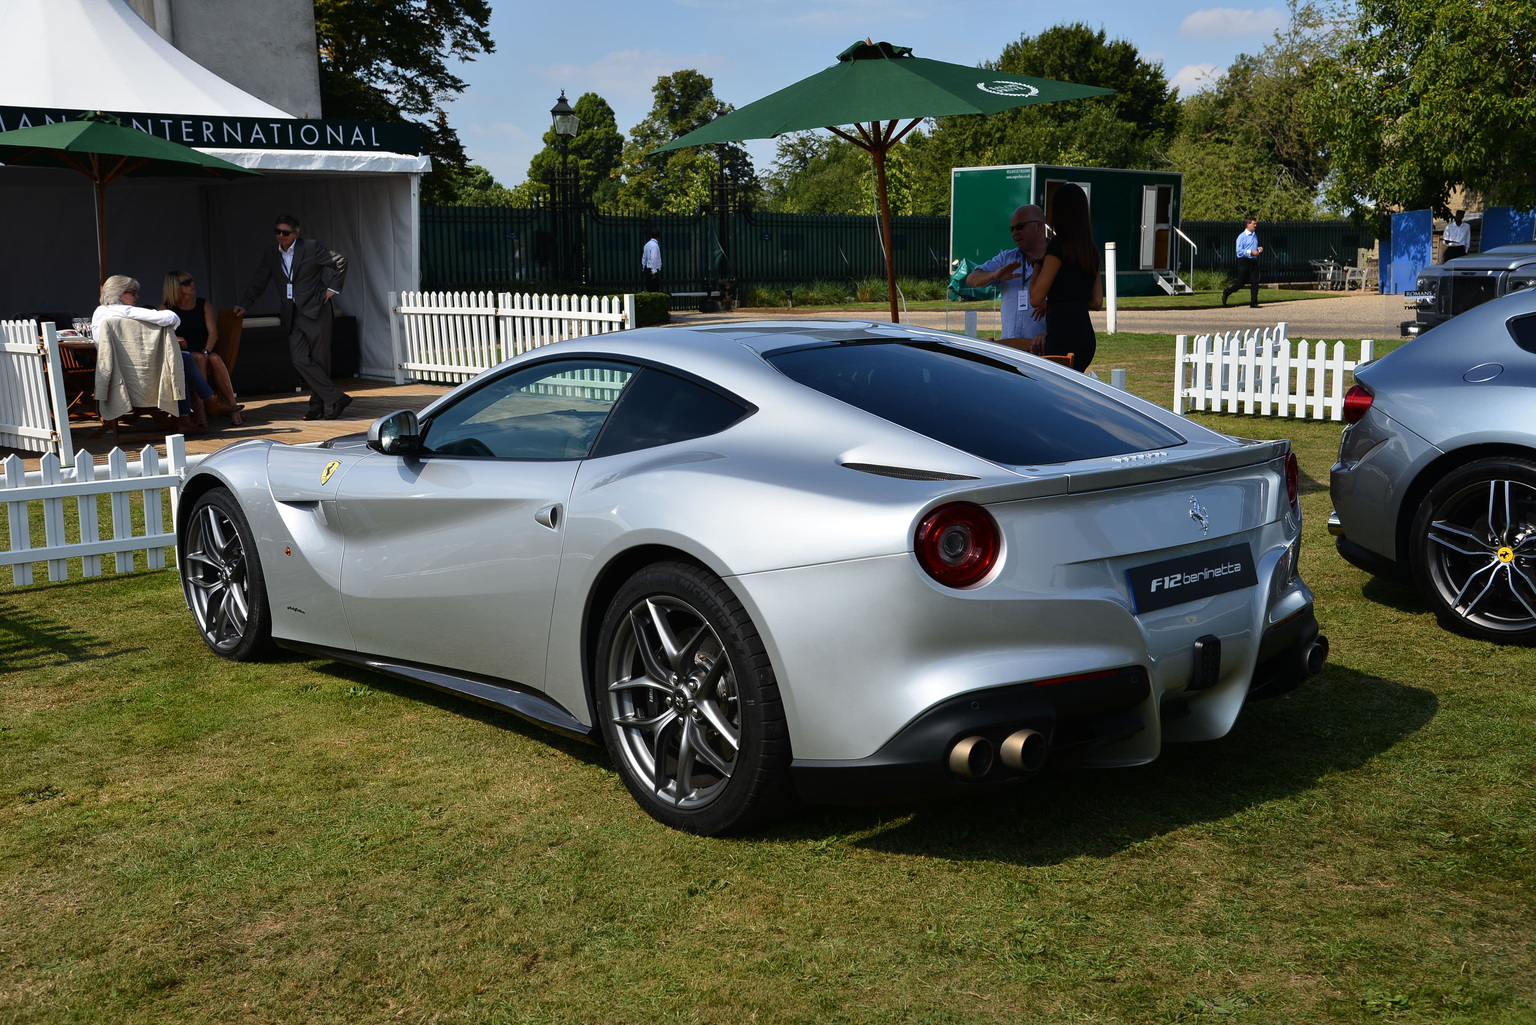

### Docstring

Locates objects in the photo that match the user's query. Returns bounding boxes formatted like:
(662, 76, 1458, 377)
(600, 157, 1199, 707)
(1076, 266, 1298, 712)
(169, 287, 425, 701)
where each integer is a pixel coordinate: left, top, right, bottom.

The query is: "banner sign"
(0, 105, 423, 154)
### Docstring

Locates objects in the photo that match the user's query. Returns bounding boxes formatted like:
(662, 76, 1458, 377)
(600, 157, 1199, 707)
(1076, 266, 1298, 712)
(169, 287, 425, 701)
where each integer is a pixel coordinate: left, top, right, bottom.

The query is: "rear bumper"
(791, 603, 1324, 804)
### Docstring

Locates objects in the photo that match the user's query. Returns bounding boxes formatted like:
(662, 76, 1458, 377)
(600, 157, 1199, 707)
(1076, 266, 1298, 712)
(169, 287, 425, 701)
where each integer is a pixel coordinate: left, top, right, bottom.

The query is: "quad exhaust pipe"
(948, 729, 1047, 778)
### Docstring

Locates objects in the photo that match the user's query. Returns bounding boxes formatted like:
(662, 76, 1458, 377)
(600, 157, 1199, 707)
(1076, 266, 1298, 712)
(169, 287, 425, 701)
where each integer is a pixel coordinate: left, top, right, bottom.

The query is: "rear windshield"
(765, 342, 1186, 465)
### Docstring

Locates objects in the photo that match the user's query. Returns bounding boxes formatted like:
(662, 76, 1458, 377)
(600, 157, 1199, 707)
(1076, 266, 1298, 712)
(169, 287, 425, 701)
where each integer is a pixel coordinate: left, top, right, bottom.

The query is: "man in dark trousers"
(1222, 216, 1264, 308)
(232, 213, 351, 420)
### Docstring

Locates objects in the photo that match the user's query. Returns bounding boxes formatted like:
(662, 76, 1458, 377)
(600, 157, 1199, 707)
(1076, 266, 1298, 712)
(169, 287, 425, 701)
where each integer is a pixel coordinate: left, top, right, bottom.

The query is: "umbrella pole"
(869, 134, 899, 323)
(94, 178, 109, 287)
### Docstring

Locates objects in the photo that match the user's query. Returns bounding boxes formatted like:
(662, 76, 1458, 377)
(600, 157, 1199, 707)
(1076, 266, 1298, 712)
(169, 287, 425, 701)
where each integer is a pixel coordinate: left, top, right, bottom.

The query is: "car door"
(334, 358, 636, 688)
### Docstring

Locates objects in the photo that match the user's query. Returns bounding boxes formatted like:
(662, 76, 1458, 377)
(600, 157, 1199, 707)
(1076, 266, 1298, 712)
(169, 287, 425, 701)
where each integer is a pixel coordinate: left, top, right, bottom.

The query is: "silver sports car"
(178, 321, 1326, 834)
(1331, 287, 1536, 643)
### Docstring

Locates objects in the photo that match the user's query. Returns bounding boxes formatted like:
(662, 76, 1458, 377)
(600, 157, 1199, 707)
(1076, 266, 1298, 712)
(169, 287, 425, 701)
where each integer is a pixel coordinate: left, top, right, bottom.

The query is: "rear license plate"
(1127, 543, 1258, 613)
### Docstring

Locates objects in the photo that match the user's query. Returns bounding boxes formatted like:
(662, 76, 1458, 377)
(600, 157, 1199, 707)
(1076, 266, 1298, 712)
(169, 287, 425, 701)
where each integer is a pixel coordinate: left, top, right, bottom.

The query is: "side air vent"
(841, 462, 979, 481)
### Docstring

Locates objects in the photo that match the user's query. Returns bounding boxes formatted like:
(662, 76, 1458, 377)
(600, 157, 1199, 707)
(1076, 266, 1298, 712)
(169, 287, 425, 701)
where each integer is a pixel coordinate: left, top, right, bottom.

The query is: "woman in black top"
(160, 271, 243, 424)
(1028, 183, 1103, 372)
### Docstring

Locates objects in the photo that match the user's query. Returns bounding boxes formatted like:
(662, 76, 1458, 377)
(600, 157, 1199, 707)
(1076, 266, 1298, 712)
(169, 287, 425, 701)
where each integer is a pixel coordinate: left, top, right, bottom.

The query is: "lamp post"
(550, 91, 582, 283)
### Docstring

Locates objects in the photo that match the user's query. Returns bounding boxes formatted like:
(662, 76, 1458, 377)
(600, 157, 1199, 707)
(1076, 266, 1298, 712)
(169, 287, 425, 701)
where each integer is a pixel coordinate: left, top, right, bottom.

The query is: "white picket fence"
(1174, 323, 1376, 421)
(1, 320, 73, 460)
(1, 436, 190, 586)
(389, 291, 636, 385)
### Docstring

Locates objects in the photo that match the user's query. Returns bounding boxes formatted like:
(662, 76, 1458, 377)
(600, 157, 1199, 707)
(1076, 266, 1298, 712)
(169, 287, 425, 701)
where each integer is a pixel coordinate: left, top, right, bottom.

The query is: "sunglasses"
(274, 229, 295, 237)
(178, 278, 194, 286)
(1010, 219, 1043, 229)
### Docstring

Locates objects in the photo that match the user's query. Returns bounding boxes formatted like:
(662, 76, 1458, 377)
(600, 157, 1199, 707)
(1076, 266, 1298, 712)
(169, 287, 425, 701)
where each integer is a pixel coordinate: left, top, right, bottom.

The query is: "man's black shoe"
(1221, 291, 1230, 306)
(302, 408, 325, 421)
(1249, 303, 1262, 308)
(323, 394, 354, 420)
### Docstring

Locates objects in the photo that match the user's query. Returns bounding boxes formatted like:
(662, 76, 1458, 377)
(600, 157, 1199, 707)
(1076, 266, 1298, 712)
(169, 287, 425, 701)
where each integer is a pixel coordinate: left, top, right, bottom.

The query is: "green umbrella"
(0, 115, 261, 285)
(656, 41, 1113, 321)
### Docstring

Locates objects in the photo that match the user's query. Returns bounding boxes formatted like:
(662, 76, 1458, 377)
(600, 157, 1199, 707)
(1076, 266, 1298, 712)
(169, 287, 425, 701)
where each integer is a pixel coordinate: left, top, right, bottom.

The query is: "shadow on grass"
(305, 659, 607, 765)
(0, 590, 144, 672)
(767, 662, 1436, 863)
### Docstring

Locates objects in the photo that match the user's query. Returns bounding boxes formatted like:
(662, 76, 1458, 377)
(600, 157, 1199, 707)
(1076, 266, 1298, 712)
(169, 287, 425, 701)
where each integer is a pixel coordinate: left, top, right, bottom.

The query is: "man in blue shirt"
(966, 204, 1048, 350)
(1223, 216, 1264, 308)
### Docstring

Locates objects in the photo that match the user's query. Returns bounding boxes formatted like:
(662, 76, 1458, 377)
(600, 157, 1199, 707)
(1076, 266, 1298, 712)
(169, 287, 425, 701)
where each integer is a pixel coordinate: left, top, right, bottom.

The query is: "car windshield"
(765, 341, 1186, 465)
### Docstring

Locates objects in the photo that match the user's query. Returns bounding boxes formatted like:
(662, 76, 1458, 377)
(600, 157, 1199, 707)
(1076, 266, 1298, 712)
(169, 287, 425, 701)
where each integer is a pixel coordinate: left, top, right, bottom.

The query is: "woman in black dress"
(1028, 183, 1103, 372)
(160, 271, 243, 424)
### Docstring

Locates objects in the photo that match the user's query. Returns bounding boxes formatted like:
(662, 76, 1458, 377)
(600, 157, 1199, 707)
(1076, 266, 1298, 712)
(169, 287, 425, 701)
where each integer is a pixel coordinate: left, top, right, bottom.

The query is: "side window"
(423, 359, 634, 460)
(590, 368, 750, 457)
(1508, 314, 1536, 356)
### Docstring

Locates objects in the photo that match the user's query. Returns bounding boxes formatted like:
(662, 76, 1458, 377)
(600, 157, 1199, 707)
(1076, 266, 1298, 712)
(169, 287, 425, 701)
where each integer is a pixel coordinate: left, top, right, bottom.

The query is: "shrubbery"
(740, 277, 949, 308)
(635, 292, 671, 326)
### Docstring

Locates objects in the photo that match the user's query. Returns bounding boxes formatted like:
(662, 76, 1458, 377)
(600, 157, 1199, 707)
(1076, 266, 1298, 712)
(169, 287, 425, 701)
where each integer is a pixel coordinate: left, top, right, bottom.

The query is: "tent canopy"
(0, 0, 427, 380)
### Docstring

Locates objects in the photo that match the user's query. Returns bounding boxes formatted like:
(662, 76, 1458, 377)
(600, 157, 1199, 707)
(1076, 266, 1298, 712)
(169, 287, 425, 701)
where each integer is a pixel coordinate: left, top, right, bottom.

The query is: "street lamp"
(550, 91, 581, 154)
(549, 91, 582, 282)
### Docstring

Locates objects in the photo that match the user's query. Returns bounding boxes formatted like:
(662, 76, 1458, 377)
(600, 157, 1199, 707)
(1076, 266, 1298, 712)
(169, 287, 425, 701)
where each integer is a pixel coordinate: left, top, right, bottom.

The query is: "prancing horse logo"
(321, 460, 341, 485)
(1189, 496, 1210, 534)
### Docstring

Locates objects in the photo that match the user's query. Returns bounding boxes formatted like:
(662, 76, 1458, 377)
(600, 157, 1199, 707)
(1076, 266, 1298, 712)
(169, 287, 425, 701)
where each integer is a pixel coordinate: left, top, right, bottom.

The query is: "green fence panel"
(1184, 220, 1371, 284)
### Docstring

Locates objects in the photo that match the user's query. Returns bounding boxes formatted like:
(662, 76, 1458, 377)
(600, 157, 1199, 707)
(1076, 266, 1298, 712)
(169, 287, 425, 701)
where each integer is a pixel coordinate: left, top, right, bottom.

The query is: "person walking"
(232, 213, 351, 420)
(1223, 216, 1264, 308)
(1441, 210, 1470, 262)
(642, 229, 662, 292)
(1028, 184, 1102, 372)
(965, 204, 1048, 352)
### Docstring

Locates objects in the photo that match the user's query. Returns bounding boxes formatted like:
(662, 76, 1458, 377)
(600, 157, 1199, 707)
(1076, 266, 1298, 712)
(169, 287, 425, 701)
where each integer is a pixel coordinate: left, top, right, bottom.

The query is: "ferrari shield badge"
(321, 460, 341, 485)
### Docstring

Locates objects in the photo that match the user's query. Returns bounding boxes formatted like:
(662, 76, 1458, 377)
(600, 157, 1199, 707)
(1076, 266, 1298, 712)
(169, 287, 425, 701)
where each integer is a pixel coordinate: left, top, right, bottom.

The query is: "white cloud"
(1180, 7, 1287, 40)
(1170, 63, 1223, 94)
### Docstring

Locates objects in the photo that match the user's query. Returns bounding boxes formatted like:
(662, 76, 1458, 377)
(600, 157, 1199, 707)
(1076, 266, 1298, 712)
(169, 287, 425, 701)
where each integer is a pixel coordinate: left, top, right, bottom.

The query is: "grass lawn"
(3, 332, 1533, 1024)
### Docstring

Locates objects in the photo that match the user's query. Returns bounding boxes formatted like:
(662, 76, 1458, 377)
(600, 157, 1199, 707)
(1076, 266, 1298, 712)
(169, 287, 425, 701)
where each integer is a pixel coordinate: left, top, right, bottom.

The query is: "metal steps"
(1152, 270, 1194, 295)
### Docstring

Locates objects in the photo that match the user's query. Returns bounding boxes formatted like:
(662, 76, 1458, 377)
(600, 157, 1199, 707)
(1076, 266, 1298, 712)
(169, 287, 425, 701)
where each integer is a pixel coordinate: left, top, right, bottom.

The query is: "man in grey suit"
(232, 213, 351, 420)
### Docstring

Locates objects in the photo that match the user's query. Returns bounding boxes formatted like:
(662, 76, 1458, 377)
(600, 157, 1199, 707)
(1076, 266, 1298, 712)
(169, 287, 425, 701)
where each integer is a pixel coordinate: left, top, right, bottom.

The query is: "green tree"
(1170, 2, 1342, 219)
(1318, 0, 1536, 217)
(916, 22, 1179, 198)
(617, 71, 756, 212)
(762, 133, 868, 214)
(434, 164, 518, 207)
(522, 93, 626, 209)
(314, 0, 495, 203)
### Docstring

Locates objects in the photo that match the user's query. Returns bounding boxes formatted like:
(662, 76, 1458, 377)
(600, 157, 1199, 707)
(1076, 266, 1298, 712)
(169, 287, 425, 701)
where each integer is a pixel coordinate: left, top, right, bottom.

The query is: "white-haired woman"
(92, 274, 215, 428)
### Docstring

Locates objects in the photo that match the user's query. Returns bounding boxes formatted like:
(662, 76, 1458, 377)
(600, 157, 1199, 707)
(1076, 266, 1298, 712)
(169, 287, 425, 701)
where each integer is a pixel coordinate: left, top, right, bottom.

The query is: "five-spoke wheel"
(1412, 458, 1536, 643)
(180, 488, 273, 660)
(596, 563, 791, 834)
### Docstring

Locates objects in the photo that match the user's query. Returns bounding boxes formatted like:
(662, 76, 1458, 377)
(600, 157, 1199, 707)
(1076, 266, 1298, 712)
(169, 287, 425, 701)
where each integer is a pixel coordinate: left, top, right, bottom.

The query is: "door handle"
(534, 504, 562, 530)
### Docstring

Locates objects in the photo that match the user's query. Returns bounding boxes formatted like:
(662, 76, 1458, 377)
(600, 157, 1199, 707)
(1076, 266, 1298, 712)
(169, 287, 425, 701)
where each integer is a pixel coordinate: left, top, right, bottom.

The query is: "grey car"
(1402, 242, 1536, 337)
(179, 321, 1325, 834)
(1332, 287, 1536, 642)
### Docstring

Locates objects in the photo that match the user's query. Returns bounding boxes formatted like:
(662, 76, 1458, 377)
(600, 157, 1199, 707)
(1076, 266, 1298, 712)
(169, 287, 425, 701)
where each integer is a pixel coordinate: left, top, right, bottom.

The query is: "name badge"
(286, 283, 294, 300)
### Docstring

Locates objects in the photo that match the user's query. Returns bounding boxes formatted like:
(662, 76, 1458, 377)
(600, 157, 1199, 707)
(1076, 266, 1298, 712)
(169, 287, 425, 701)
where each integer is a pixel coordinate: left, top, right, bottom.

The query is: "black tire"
(594, 562, 794, 835)
(180, 488, 275, 660)
(1410, 458, 1536, 643)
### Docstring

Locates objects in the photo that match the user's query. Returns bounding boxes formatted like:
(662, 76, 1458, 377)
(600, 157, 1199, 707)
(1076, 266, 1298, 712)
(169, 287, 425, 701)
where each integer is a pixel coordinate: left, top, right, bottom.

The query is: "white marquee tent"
(0, 0, 428, 379)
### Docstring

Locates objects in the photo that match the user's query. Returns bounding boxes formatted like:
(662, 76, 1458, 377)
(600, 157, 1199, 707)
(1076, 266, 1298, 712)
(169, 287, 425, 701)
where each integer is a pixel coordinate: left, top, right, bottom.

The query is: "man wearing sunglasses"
(232, 213, 351, 420)
(965, 204, 1049, 353)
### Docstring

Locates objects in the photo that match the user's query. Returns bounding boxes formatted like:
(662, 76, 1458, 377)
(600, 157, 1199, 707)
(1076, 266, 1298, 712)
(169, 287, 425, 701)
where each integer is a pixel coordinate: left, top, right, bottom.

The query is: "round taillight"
(915, 502, 1000, 588)
(1285, 451, 1300, 513)
(1342, 384, 1374, 425)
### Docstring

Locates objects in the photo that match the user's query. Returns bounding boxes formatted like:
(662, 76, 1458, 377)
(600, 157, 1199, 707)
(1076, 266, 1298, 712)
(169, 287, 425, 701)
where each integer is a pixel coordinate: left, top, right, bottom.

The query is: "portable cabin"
(951, 164, 1187, 297)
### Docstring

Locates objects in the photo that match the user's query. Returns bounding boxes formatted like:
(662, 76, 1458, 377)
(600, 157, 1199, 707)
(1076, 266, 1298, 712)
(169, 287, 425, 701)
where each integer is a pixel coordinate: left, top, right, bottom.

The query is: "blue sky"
(447, 1, 1290, 188)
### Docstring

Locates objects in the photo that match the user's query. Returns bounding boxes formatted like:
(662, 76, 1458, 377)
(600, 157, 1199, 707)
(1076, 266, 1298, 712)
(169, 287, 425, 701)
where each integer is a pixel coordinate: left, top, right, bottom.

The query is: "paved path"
(673, 289, 1410, 342)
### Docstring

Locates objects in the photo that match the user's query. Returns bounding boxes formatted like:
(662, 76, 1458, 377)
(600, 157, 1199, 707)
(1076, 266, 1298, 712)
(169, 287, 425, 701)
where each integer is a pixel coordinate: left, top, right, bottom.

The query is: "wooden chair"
(200, 310, 245, 417)
(1042, 353, 1077, 368)
(57, 341, 100, 421)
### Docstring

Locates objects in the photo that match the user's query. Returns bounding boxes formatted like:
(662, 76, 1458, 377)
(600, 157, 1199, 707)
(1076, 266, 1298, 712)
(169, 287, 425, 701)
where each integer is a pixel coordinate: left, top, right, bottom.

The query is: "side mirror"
(367, 409, 423, 455)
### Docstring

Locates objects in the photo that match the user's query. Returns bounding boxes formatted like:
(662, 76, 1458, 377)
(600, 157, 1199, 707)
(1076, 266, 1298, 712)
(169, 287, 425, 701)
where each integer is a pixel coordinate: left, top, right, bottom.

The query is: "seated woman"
(160, 271, 243, 425)
(93, 274, 215, 430)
